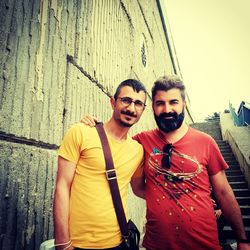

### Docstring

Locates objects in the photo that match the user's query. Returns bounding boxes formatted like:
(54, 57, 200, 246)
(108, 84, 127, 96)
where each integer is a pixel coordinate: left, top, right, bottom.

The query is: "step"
(220, 150, 233, 156)
(219, 145, 232, 150)
(227, 167, 241, 172)
(226, 170, 243, 176)
(222, 155, 236, 161)
(225, 160, 240, 165)
(217, 144, 229, 151)
(227, 165, 240, 170)
(219, 144, 231, 149)
(219, 147, 232, 152)
(227, 163, 240, 168)
(224, 159, 237, 164)
(216, 140, 228, 145)
(227, 175, 246, 182)
(226, 164, 241, 171)
(222, 226, 250, 239)
(222, 226, 234, 239)
(230, 182, 249, 189)
(221, 151, 235, 156)
(225, 214, 250, 227)
(223, 156, 237, 161)
(225, 159, 238, 165)
(233, 189, 250, 197)
(236, 197, 250, 205)
(240, 205, 250, 215)
(243, 215, 250, 226)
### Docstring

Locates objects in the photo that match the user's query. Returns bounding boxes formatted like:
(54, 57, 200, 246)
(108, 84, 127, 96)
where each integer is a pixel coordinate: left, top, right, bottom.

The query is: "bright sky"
(164, 0, 250, 121)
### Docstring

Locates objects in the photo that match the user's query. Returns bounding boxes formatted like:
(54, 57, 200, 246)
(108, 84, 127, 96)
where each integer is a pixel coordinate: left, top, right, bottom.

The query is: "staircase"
(191, 120, 250, 241)
(216, 140, 250, 239)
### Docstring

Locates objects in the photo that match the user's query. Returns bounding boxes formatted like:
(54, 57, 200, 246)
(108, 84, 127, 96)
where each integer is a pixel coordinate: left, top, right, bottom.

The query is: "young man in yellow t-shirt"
(53, 79, 147, 250)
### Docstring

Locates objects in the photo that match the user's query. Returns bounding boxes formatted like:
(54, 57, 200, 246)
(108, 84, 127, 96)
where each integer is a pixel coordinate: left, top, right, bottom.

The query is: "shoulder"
(187, 127, 219, 152)
(133, 129, 157, 142)
(128, 136, 144, 151)
(63, 123, 98, 141)
(188, 127, 215, 142)
(66, 123, 96, 133)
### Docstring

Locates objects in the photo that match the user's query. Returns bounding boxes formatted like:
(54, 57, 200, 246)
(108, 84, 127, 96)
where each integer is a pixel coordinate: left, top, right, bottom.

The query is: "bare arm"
(131, 170, 146, 199)
(210, 170, 250, 250)
(53, 156, 76, 250)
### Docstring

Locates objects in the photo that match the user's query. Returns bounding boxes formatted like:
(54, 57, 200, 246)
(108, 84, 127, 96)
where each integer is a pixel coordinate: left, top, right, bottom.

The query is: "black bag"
(123, 219, 140, 250)
(95, 124, 140, 250)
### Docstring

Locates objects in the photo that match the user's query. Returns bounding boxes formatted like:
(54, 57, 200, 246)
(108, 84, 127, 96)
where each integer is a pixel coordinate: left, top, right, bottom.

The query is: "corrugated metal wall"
(0, 0, 184, 249)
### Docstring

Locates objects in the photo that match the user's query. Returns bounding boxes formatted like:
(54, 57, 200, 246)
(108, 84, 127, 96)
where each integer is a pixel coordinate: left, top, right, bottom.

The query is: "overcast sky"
(164, 0, 250, 121)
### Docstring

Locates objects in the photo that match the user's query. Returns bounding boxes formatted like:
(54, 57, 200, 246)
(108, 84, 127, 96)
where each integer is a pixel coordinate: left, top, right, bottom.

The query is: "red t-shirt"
(133, 127, 228, 250)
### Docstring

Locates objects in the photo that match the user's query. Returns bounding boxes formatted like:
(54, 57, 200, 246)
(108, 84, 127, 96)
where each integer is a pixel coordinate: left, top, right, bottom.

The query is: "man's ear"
(110, 96, 115, 109)
(184, 100, 187, 108)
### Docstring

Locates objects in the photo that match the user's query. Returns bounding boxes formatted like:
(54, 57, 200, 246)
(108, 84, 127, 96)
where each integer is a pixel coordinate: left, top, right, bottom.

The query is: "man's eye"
(134, 101, 144, 107)
(155, 101, 164, 106)
(121, 97, 132, 104)
(170, 100, 179, 105)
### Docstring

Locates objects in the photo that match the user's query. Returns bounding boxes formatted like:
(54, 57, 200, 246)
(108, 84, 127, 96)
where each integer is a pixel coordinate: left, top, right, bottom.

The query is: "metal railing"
(229, 101, 250, 126)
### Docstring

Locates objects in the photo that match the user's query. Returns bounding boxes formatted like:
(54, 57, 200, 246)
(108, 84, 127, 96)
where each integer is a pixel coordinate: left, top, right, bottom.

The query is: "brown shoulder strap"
(95, 123, 128, 237)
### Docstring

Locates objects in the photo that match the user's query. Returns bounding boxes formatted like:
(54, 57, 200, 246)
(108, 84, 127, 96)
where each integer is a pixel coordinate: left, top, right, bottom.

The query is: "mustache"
(121, 110, 137, 118)
(158, 112, 178, 119)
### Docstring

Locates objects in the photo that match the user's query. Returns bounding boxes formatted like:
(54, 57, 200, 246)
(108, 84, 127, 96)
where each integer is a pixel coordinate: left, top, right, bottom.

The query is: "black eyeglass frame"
(116, 96, 146, 110)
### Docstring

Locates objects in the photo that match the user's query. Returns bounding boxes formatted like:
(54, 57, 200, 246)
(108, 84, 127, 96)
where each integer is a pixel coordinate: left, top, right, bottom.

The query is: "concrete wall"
(220, 113, 250, 188)
(190, 120, 222, 141)
(0, 0, 191, 249)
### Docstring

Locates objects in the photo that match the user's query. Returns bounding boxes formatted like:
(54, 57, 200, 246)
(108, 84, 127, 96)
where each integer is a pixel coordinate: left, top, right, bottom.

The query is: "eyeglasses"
(162, 144, 173, 169)
(117, 97, 146, 110)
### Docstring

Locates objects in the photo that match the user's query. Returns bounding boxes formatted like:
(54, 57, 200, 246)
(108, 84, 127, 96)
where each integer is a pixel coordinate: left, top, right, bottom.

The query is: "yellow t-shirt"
(58, 123, 144, 248)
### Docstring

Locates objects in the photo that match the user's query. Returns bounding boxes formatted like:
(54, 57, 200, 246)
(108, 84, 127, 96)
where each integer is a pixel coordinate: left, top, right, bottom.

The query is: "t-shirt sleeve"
(58, 123, 83, 164)
(132, 133, 141, 144)
(132, 153, 144, 178)
(207, 138, 228, 175)
(130, 137, 144, 178)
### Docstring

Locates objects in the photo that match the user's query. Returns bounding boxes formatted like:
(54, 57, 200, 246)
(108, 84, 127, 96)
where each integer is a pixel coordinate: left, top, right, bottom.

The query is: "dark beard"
(119, 120, 133, 127)
(154, 109, 185, 133)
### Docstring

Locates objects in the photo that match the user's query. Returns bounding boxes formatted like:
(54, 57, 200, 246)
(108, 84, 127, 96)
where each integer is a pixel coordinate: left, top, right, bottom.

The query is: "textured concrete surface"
(0, 141, 57, 249)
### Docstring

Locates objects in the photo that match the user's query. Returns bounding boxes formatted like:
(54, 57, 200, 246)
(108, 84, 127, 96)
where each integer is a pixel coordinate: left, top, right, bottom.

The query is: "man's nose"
(126, 101, 137, 112)
(163, 103, 172, 113)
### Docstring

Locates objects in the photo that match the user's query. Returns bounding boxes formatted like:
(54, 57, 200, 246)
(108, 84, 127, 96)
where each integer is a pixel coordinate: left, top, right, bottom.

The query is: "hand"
(211, 198, 216, 208)
(80, 115, 97, 127)
(214, 209, 222, 219)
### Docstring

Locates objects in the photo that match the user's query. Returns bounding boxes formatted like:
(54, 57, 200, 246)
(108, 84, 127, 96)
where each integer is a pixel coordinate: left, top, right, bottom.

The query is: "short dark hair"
(152, 75, 186, 101)
(114, 79, 147, 100)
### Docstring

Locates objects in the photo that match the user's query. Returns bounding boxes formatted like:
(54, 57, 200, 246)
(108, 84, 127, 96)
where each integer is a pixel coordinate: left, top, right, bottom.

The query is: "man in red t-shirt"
(131, 75, 249, 250)
(133, 124, 227, 249)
